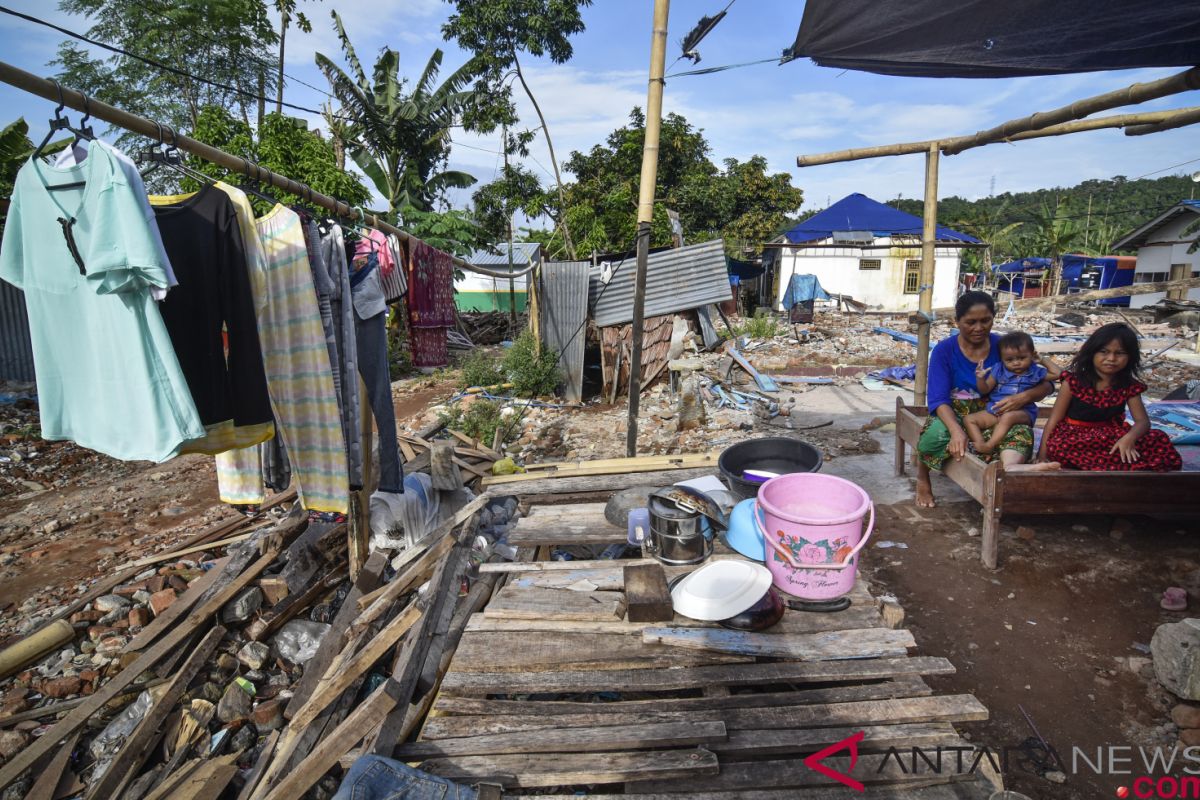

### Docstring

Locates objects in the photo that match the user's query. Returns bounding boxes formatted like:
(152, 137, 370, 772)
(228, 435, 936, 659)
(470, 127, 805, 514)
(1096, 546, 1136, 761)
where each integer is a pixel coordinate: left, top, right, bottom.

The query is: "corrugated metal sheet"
(466, 242, 542, 268)
(588, 239, 731, 327)
(537, 260, 589, 404)
(0, 281, 34, 383)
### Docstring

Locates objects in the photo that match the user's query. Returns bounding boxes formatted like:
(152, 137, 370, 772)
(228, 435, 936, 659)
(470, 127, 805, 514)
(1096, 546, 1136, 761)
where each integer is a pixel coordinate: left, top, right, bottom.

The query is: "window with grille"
(903, 259, 921, 294)
(859, 258, 881, 270)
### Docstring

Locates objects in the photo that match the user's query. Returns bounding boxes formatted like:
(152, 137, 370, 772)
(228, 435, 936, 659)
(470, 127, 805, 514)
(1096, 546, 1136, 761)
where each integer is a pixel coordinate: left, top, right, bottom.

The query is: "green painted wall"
(456, 290, 529, 312)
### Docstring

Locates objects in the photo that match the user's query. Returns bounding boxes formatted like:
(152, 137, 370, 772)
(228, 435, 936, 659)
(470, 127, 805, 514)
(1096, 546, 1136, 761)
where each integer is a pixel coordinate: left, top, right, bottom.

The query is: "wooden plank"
(641, 627, 915, 660)
(286, 552, 386, 717)
(121, 556, 232, 653)
(290, 603, 421, 730)
(507, 503, 623, 546)
(623, 563, 673, 622)
(258, 681, 398, 800)
(235, 730, 279, 800)
(247, 564, 343, 642)
(396, 720, 727, 758)
(432, 677, 933, 716)
(480, 558, 658, 573)
(0, 545, 279, 792)
(532, 780, 997, 800)
(628, 751, 977, 793)
(490, 467, 718, 497)
(464, 604, 884, 635)
(418, 748, 720, 789)
(24, 731, 79, 800)
(484, 585, 626, 622)
(521, 451, 722, 473)
(431, 441, 464, 490)
(146, 751, 240, 800)
(453, 456, 490, 479)
(484, 452, 721, 486)
(452, 631, 752, 673)
(85, 626, 226, 800)
(419, 694, 987, 740)
(708, 722, 962, 755)
(439, 656, 956, 694)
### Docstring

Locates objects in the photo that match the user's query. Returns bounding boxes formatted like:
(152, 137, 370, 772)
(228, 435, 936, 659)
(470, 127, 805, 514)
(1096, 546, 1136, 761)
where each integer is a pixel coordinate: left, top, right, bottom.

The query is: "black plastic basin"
(718, 437, 823, 503)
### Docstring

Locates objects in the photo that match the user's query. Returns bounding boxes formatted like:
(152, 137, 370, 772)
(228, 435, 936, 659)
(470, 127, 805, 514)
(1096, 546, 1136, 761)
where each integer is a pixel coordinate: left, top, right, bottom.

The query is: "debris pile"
(0, 488, 510, 799)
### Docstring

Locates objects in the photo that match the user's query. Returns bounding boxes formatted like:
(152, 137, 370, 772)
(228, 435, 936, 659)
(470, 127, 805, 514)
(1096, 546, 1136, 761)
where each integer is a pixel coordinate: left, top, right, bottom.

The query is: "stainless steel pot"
(645, 493, 714, 566)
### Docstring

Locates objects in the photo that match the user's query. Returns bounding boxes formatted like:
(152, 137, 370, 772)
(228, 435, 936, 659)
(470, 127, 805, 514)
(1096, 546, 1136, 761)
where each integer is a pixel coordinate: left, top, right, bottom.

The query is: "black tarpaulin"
(785, 0, 1200, 78)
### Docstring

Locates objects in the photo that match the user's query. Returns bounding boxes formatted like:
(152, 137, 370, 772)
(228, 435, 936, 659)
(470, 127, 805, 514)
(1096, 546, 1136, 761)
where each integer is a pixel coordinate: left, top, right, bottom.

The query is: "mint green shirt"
(0, 146, 204, 461)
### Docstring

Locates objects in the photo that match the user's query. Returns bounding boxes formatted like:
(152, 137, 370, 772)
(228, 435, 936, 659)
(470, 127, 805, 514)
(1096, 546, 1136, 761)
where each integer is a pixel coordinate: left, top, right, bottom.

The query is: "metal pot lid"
(650, 485, 729, 531)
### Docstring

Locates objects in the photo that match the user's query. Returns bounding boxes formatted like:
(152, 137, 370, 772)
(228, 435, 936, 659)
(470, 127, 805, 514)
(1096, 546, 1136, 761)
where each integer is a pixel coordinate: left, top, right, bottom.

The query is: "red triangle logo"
(803, 731, 866, 791)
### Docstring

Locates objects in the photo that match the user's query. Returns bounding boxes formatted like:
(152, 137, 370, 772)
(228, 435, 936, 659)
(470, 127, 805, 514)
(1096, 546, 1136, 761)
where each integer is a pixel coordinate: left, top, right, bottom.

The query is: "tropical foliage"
(315, 11, 480, 216)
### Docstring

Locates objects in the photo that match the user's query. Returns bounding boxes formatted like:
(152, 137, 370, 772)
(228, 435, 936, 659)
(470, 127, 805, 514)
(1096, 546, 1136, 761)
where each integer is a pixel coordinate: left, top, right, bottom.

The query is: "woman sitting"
(1037, 322, 1182, 472)
(914, 291, 1056, 508)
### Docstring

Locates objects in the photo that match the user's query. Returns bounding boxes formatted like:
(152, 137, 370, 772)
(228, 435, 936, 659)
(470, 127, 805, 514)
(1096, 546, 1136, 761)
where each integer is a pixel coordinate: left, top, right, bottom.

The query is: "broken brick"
(41, 676, 83, 699)
(128, 607, 151, 628)
(149, 588, 177, 616)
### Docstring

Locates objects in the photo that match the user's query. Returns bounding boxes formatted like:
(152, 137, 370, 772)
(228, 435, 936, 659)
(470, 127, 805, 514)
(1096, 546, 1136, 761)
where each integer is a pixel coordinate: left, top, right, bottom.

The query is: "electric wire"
(0, 4, 355, 121)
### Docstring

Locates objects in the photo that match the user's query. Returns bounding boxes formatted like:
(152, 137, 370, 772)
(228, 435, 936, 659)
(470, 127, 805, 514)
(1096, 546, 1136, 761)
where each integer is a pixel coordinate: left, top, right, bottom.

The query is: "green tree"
(1, 119, 70, 230)
(442, 0, 594, 258)
(54, 0, 278, 139)
(1025, 198, 1084, 292)
(185, 105, 371, 210)
(561, 109, 803, 256)
(950, 202, 1024, 273)
(316, 11, 479, 215)
(471, 163, 551, 245)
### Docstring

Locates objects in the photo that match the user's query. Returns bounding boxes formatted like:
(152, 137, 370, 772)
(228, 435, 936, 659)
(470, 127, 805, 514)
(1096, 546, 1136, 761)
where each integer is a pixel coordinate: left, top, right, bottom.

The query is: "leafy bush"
(439, 399, 507, 446)
(736, 309, 782, 340)
(457, 350, 505, 389)
(502, 329, 561, 397)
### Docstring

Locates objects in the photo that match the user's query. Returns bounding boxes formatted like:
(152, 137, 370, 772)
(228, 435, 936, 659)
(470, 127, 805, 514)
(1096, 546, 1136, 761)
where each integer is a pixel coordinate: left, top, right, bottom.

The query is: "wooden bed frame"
(894, 396, 1198, 569)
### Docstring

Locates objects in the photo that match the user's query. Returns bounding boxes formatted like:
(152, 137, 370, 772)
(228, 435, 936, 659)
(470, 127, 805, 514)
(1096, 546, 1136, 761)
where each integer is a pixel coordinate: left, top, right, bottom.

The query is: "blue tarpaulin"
(782, 274, 831, 309)
(784, 194, 979, 244)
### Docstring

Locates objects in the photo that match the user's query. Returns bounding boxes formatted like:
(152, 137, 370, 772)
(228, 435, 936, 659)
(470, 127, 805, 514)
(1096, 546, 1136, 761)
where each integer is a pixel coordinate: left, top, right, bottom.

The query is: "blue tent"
(784, 193, 980, 244)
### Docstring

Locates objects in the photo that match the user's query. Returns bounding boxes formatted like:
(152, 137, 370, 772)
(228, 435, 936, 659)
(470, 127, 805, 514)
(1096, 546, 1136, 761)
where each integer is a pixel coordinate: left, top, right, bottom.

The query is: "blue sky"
(2, 0, 1197, 220)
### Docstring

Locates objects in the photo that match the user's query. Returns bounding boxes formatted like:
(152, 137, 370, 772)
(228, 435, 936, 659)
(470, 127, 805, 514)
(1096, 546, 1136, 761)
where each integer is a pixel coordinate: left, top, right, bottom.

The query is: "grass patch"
(501, 329, 561, 398)
(439, 399, 508, 447)
(457, 350, 505, 389)
(736, 309, 782, 340)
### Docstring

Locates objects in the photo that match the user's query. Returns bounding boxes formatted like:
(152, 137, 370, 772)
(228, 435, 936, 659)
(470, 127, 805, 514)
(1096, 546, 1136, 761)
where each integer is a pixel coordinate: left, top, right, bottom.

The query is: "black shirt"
(152, 184, 272, 428)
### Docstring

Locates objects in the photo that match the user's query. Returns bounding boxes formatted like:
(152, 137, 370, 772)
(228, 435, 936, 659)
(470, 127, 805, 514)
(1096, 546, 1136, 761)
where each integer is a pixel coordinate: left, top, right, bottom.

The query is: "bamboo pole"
(626, 0, 670, 458)
(1125, 107, 1200, 136)
(914, 143, 939, 406)
(796, 107, 1200, 167)
(0, 60, 530, 281)
(941, 66, 1200, 155)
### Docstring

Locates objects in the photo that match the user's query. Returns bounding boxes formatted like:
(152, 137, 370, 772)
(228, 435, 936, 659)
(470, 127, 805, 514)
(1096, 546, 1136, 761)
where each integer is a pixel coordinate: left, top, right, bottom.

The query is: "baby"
(964, 331, 1060, 454)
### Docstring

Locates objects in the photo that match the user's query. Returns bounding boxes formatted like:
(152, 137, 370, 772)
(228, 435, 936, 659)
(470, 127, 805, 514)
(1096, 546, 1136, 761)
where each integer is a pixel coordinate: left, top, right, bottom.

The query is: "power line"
(0, 4, 352, 120)
(126, 0, 340, 106)
(1134, 155, 1200, 181)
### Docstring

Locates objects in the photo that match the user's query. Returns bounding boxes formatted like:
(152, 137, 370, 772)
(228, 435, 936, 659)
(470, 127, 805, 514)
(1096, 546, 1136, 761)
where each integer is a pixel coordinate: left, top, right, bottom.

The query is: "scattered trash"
(875, 541, 908, 549)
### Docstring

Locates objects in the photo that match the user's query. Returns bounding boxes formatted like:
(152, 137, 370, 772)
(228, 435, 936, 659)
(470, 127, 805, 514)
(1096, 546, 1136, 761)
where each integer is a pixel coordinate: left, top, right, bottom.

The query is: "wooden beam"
(1126, 106, 1200, 136)
(395, 720, 727, 758)
(418, 748, 720, 789)
(488, 467, 717, 497)
(640, 627, 915, 660)
(0, 546, 278, 792)
(924, 277, 1200, 317)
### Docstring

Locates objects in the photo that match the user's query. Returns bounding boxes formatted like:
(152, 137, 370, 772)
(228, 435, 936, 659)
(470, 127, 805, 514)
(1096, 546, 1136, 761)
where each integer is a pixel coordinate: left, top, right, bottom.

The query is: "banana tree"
(316, 12, 479, 216)
(1029, 198, 1084, 295)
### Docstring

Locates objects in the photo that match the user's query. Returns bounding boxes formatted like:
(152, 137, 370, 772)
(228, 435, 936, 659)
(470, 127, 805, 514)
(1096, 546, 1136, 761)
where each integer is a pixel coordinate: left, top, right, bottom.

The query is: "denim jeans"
(355, 311, 403, 492)
(333, 756, 477, 800)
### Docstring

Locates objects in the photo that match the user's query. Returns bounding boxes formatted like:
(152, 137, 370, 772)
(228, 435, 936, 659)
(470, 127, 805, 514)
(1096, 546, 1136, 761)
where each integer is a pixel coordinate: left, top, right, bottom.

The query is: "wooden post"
(349, 380, 373, 579)
(979, 461, 1005, 570)
(914, 143, 939, 406)
(626, 0, 670, 457)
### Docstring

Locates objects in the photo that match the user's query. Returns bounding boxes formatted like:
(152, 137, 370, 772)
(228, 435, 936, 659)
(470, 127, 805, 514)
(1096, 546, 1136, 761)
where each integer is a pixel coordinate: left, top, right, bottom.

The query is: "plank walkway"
(411, 503, 1000, 797)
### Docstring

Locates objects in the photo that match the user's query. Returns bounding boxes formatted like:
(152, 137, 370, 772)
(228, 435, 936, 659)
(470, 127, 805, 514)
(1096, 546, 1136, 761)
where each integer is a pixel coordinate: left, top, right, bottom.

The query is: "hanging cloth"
(0, 145, 204, 461)
(319, 223, 364, 489)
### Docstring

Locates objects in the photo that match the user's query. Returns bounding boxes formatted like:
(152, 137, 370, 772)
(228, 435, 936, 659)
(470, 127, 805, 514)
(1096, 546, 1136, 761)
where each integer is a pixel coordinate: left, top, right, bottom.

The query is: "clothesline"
(0, 59, 538, 282)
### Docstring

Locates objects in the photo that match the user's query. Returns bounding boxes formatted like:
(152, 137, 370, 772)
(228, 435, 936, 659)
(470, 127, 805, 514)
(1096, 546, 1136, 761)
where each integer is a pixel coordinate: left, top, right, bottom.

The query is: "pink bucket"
(753, 473, 874, 600)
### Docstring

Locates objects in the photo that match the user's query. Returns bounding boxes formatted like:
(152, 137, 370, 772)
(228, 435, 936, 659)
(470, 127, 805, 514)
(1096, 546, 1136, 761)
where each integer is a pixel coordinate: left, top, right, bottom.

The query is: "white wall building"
(1112, 201, 1200, 309)
(771, 193, 978, 313)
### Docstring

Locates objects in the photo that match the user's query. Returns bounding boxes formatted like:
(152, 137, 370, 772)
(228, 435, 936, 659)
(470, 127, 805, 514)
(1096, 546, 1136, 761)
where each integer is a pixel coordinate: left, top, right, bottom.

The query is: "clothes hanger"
(237, 159, 280, 206)
(42, 84, 98, 191)
(32, 80, 73, 163)
(157, 126, 215, 187)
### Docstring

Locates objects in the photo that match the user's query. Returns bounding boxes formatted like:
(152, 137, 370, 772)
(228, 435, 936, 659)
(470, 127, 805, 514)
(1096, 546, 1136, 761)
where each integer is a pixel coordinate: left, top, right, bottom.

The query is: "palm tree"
(1029, 198, 1084, 295)
(316, 11, 479, 216)
(951, 203, 1024, 276)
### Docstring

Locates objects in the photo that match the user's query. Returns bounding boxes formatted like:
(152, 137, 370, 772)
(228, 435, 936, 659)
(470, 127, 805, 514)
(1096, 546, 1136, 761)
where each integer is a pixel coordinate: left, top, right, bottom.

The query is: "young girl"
(1037, 322, 1182, 472)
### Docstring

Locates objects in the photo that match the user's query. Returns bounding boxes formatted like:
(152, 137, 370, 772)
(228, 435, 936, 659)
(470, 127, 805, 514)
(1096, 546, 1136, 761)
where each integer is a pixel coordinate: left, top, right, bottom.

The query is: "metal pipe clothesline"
(0, 60, 536, 281)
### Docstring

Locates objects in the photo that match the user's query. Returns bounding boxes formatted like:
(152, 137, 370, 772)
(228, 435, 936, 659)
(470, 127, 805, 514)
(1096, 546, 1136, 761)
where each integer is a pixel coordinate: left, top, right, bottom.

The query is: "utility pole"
(626, 0, 669, 457)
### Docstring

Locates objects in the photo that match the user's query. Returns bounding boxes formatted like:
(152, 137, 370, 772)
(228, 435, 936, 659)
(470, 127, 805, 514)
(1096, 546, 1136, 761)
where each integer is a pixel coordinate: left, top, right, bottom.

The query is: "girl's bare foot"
(1008, 461, 1062, 471)
(915, 473, 936, 508)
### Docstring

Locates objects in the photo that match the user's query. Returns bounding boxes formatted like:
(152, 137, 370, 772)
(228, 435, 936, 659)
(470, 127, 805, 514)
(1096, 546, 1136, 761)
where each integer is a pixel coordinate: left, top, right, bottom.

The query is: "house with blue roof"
(1112, 200, 1200, 309)
(769, 193, 980, 312)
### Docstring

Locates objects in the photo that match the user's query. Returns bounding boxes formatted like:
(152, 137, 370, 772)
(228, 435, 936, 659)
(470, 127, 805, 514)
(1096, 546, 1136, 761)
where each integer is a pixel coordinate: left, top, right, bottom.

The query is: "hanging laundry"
(239, 204, 347, 513)
(378, 232, 408, 303)
(54, 140, 179, 300)
(319, 223, 363, 489)
(149, 185, 274, 455)
(0, 144, 204, 461)
(407, 238, 454, 369)
(350, 228, 403, 493)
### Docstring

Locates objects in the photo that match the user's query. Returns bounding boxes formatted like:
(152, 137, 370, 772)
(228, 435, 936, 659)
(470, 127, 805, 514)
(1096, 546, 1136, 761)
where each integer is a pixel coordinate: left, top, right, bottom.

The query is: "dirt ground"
(1, 363, 1197, 799)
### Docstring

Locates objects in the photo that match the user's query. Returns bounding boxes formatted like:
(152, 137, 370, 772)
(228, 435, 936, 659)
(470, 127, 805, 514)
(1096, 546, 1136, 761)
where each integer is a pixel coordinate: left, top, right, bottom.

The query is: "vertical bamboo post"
(349, 379, 373, 579)
(626, 0, 670, 457)
(914, 142, 940, 406)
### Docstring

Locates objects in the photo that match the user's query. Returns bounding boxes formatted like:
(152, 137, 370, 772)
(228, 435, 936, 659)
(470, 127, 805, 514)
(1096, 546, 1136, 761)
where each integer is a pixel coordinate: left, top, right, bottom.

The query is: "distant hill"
(785, 173, 1196, 254)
